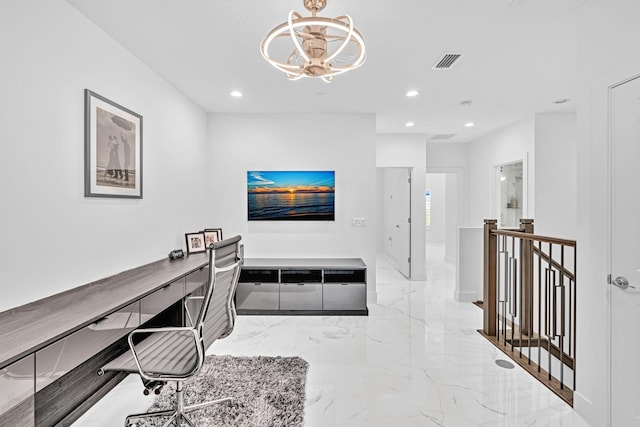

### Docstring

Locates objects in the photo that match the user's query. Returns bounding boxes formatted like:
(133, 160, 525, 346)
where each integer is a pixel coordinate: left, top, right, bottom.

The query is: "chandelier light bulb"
(260, 0, 366, 82)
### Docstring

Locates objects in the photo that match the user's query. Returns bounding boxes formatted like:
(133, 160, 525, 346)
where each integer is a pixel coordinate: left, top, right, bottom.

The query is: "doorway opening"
(425, 173, 458, 265)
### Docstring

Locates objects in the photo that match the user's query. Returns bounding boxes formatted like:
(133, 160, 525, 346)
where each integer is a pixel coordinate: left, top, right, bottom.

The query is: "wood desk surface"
(0, 253, 209, 368)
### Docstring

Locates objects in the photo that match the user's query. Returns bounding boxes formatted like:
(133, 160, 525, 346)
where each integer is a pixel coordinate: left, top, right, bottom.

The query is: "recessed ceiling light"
(554, 98, 570, 104)
(405, 90, 419, 97)
(405, 122, 415, 127)
(230, 90, 243, 98)
(464, 122, 475, 127)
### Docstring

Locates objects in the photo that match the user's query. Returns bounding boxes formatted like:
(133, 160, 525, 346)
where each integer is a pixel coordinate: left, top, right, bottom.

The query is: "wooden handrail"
(492, 229, 576, 247)
(533, 246, 576, 282)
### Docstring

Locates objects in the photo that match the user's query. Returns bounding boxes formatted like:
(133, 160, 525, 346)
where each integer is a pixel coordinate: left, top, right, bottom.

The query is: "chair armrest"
(127, 327, 203, 382)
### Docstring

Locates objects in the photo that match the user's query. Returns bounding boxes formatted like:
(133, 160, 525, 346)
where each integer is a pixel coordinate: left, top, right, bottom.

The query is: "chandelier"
(260, 0, 366, 83)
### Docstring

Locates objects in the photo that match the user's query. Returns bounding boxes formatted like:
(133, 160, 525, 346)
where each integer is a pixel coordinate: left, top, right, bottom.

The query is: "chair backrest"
(195, 235, 242, 351)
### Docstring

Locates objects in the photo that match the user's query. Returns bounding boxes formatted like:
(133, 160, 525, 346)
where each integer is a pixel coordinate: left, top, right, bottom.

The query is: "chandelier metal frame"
(260, 0, 366, 83)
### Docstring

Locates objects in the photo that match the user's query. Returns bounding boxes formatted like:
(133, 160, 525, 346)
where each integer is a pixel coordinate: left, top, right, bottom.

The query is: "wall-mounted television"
(247, 171, 335, 221)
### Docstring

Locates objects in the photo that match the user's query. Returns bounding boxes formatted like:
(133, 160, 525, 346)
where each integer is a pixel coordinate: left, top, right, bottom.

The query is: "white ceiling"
(65, 0, 582, 143)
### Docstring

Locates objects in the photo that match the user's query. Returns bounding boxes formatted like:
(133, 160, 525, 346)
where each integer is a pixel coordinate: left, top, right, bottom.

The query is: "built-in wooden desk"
(0, 253, 210, 427)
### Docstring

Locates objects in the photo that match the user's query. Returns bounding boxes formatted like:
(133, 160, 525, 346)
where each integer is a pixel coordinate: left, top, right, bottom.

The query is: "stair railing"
(481, 218, 576, 406)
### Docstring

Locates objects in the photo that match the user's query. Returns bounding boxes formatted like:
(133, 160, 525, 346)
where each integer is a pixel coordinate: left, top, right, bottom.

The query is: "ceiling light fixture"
(464, 122, 475, 127)
(230, 90, 243, 98)
(260, 0, 366, 83)
(405, 122, 415, 128)
(406, 90, 419, 97)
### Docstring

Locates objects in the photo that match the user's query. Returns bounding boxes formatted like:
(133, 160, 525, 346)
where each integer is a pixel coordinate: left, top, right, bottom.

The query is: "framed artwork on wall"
(247, 171, 335, 221)
(84, 89, 143, 198)
(185, 232, 206, 254)
(203, 228, 223, 247)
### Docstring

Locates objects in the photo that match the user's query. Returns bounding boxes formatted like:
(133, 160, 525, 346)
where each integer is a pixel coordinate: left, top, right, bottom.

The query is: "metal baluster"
(548, 243, 553, 382)
(503, 235, 508, 343)
(538, 241, 542, 372)
(511, 237, 516, 351)
(560, 245, 565, 389)
(573, 246, 577, 390)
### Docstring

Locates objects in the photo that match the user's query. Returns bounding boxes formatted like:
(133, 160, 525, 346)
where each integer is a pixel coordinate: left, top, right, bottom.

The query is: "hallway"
(75, 256, 588, 426)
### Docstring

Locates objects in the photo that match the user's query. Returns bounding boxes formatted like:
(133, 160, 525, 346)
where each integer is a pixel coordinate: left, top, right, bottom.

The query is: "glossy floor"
(74, 255, 589, 426)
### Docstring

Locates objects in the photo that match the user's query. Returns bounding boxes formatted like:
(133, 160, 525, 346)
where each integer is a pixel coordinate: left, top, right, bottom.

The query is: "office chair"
(99, 235, 243, 427)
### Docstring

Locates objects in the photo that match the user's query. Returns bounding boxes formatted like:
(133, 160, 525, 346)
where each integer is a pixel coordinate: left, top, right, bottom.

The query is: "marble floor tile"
(73, 255, 588, 427)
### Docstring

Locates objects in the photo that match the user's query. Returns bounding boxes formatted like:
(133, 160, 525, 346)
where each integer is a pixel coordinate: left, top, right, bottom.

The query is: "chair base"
(125, 380, 233, 427)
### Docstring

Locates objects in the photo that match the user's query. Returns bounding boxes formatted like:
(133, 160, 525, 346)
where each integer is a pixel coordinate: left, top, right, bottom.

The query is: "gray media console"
(236, 258, 368, 315)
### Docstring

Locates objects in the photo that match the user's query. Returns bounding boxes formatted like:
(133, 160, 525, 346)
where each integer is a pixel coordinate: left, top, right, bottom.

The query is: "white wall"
(208, 114, 377, 296)
(444, 173, 459, 264)
(534, 113, 577, 238)
(467, 117, 535, 227)
(574, 1, 640, 425)
(376, 134, 427, 280)
(426, 142, 468, 228)
(0, 1, 209, 312)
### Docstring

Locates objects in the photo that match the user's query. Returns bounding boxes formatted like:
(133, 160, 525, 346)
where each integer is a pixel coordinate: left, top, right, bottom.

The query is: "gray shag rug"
(138, 355, 308, 427)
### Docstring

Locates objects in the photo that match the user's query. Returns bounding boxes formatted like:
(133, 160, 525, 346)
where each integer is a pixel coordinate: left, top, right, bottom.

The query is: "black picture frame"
(84, 89, 143, 198)
(185, 232, 206, 254)
(203, 228, 223, 247)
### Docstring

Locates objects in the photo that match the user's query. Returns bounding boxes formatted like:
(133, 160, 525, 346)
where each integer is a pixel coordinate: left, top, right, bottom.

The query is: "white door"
(609, 74, 640, 426)
(383, 168, 411, 278)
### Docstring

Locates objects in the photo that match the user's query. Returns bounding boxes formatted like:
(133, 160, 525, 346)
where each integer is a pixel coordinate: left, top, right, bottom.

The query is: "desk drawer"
(140, 279, 184, 321)
(185, 267, 209, 295)
(323, 283, 366, 310)
(236, 282, 279, 310)
(0, 354, 34, 427)
(279, 283, 322, 310)
(34, 301, 139, 392)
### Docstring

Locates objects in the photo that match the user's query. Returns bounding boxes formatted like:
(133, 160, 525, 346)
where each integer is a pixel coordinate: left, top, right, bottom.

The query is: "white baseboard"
(366, 291, 378, 304)
(573, 391, 605, 427)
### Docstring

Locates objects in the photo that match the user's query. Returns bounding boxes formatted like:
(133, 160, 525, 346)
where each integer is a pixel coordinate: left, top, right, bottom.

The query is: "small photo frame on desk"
(203, 228, 223, 247)
(185, 232, 206, 254)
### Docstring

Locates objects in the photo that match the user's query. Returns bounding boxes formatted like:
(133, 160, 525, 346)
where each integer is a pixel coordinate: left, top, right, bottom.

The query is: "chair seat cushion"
(102, 330, 199, 377)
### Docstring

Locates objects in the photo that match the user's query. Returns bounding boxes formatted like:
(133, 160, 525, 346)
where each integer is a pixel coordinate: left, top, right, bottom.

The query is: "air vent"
(430, 133, 457, 140)
(432, 53, 463, 70)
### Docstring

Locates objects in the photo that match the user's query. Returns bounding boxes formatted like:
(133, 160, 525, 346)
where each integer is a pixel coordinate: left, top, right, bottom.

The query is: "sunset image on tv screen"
(247, 171, 335, 221)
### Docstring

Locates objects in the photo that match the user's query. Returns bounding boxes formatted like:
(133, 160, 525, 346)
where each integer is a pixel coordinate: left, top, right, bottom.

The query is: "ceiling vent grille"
(432, 53, 463, 70)
(430, 133, 457, 140)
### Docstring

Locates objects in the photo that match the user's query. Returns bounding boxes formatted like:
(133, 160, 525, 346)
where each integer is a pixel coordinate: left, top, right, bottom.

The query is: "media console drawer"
(236, 282, 279, 310)
(279, 283, 322, 310)
(323, 283, 366, 310)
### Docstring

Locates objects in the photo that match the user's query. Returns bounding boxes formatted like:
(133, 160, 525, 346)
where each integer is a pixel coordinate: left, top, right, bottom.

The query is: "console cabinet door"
(236, 282, 280, 310)
(323, 283, 367, 310)
(0, 354, 34, 427)
(280, 283, 322, 310)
